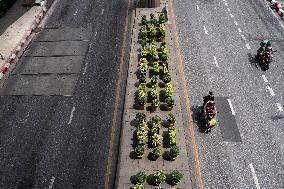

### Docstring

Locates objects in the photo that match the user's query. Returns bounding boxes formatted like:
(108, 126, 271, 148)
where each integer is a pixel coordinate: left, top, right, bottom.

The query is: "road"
(173, 0, 284, 188)
(0, 0, 131, 188)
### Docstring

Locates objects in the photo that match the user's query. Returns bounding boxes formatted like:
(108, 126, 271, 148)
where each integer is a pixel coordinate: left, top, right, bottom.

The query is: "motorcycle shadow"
(191, 105, 209, 133)
(248, 53, 258, 68)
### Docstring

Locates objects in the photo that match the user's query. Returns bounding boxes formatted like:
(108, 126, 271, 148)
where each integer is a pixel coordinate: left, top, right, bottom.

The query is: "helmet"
(267, 46, 272, 51)
(209, 91, 213, 95)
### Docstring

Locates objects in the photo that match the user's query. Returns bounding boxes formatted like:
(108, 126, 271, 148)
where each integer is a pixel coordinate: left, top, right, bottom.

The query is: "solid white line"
(267, 86, 275, 96)
(249, 163, 261, 189)
(196, 5, 199, 10)
(203, 25, 209, 35)
(48, 176, 56, 189)
(227, 8, 231, 11)
(68, 107, 76, 124)
(225, 2, 228, 6)
(234, 21, 238, 26)
(246, 43, 251, 50)
(101, 9, 104, 15)
(227, 99, 236, 115)
(229, 13, 234, 18)
(213, 56, 219, 67)
(262, 75, 268, 83)
(276, 103, 283, 112)
(238, 28, 242, 33)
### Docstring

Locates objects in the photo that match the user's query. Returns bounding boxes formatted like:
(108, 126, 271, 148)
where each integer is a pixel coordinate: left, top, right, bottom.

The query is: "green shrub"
(136, 112, 146, 123)
(151, 148, 163, 160)
(135, 145, 144, 158)
(153, 170, 166, 186)
(135, 171, 147, 184)
(170, 146, 180, 159)
(170, 170, 183, 185)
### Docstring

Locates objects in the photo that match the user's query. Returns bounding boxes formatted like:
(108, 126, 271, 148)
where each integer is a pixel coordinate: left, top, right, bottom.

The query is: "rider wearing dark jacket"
(203, 91, 214, 106)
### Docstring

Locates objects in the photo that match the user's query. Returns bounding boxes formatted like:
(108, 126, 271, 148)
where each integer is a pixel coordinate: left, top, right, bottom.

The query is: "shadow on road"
(191, 105, 207, 133)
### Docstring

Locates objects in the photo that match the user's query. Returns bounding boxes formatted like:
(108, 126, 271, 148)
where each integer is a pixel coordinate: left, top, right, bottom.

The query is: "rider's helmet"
(267, 46, 272, 52)
(209, 91, 213, 95)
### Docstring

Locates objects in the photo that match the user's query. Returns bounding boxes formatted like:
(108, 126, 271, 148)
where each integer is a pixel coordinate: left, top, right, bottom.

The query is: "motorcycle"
(256, 50, 276, 71)
(202, 101, 217, 133)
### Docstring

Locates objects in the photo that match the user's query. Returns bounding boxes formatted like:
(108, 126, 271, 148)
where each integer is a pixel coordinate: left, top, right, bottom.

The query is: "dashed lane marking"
(234, 21, 238, 26)
(240, 34, 246, 40)
(48, 176, 55, 189)
(276, 103, 283, 112)
(213, 55, 219, 67)
(227, 8, 231, 11)
(74, 9, 78, 16)
(225, 2, 228, 6)
(196, 5, 199, 10)
(267, 86, 275, 96)
(249, 163, 261, 189)
(101, 9, 104, 15)
(203, 25, 209, 35)
(238, 28, 242, 33)
(246, 43, 251, 50)
(229, 13, 234, 18)
(227, 99, 236, 115)
(68, 107, 75, 124)
(262, 75, 268, 83)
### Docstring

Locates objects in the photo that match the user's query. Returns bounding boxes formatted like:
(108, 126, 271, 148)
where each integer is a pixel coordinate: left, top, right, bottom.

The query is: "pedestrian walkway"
(0, 0, 42, 76)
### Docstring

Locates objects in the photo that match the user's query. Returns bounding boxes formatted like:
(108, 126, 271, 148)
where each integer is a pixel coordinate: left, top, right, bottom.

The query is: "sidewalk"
(0, 0, 46, 80)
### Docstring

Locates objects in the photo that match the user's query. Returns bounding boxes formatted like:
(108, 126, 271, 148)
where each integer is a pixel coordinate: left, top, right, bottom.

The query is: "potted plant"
(135, 145, 144, 159)
(153, 61, 160, 75)
(141, 15, 148, 25)
(168, 126, 176, 146)
(169, 145, 179, 160)
(163, 72, 171, 83)
(136, 112, 146, 123)
(140, 25, 147, 39)
(167, 113, 176, 126)
(153, 170, 166, 186)
(140, 46, 147, 58)
(150, 13, 158, 25)
(159, 13, 166, 24)
(135, 171, 147, 184)
(150, 147, 163, 160)
(152, 115, 161, 124)
(152, 99, 160, 111)
(165, 96, 174, 110)
(151, 75, 158, 84)
(150, 132, 163, 147)
(170, 170, 183, 185)
(149, 24, 156, 39)
(133, 183, 144, 189)
(139, 72, 146, 83)
(137, 83, 146, 108)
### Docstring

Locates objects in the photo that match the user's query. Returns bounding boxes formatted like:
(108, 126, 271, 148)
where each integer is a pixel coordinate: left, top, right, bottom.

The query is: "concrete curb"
(0, 0, 48, 80)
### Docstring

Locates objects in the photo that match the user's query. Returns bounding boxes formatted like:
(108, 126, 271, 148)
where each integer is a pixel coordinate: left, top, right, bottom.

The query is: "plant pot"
(170, 155, 178, 161)
(136, 154, 144, 159)
(166, 106, 173, 111)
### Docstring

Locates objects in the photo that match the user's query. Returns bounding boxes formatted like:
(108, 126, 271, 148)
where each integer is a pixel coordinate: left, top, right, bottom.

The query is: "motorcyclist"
(257, 39, 272, 57)
(203, 91, 214, 106)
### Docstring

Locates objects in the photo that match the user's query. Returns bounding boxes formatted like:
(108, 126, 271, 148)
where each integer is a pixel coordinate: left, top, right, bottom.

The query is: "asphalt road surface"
(173, 0, 284, 188)
(0, 0, 131, 188)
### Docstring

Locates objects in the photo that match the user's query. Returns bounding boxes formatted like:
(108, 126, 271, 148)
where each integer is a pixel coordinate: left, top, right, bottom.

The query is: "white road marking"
(227, 8, 231, 11)
(262, 75, 268, 83)
(240, 34, 246, 40)
(246, 43, 251, 50)
(267, 86, 275, 96)
(48, 176, 56, 189)
(213, 56, 219, 67)
(249, 163, 261, 189)
(276, 103, 283, 112)
(203, 25, 209, 35)
(68, 107, 76, 124)
(83, 62, 89, 75)
(225, 2, 228, 6)
(234, 21, 238, 26)
(227, 99, 236, 115)
(229, 13, 234, 18)
(238, 28, 242, 33)
(95, 31, 97, 37)
(196, 5, 199, 10)
(101, 9, 104, 15)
